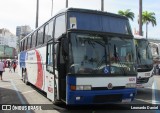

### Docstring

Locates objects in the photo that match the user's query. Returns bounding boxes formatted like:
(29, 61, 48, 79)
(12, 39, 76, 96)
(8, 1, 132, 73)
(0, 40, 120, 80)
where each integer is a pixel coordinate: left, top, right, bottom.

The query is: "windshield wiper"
(95, 39, 110, 73)
(83, 39, 108, 73)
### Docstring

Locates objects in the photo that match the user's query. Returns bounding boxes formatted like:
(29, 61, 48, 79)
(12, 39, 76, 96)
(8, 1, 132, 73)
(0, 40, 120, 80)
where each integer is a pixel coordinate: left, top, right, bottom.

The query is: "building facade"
(16, 25, 32, 39)
(0, 28, 18, 59)
(0, 28, 17, 48)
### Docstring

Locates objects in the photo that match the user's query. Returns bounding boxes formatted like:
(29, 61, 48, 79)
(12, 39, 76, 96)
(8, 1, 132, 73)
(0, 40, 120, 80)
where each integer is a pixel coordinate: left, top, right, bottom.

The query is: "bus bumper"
(66, 89, 136, 105)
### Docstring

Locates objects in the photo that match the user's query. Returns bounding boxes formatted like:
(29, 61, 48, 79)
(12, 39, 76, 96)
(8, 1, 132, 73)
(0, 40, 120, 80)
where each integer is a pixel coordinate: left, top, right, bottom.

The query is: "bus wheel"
(22, 70, 25, 82)
(22, 70, 29, 85)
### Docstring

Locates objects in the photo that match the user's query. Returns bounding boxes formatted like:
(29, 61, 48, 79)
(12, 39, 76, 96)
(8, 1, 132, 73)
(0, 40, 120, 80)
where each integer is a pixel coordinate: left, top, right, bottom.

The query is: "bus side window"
(32, 32, 37, 48)
(20, 42, 22, 52)
(37, 27, 44, 46)
(27, 35, 31, 49)
(54, 15, 66, 40)
(44, 19, 54, 43)
(47, 43, 54, 72)
(25, 38, 28, 50)
(23, 40, 25, 51)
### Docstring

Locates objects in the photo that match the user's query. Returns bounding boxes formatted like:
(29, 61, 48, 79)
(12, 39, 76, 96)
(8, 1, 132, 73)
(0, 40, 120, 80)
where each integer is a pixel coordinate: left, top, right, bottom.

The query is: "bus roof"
(62, 8, 128, 19)
(21, 8, 129, 41)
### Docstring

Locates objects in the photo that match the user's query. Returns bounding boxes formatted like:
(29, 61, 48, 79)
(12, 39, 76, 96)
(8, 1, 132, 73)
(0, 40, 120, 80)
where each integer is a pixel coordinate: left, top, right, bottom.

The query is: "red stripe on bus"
(35, 50, 43, 89)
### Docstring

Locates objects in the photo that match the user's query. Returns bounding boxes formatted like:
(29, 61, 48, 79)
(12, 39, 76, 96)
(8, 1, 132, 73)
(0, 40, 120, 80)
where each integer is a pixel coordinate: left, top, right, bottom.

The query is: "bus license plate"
(122, 98, 131, 103)
(145, 73, 150, 77)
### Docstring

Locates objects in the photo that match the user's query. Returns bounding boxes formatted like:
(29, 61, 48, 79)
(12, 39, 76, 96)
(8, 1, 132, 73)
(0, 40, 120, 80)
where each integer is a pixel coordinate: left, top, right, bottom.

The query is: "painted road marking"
(0, 83, 24, 88)
(22, 90, 35, 94)
(10, 79, 31, 113)
(152, 81, 160, 113)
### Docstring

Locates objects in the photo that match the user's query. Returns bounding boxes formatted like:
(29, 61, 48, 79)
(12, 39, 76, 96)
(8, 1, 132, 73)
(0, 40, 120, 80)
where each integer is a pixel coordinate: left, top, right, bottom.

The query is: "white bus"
(150, 42, 160, 62)
(134, 35, 154, 88)
(18, 8, 137, 105)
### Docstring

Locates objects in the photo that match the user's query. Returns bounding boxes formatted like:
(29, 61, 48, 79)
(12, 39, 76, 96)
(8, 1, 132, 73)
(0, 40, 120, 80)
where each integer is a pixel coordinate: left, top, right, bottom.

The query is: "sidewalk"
(1, 68, 20, 81)
(0, 68, 24, 105)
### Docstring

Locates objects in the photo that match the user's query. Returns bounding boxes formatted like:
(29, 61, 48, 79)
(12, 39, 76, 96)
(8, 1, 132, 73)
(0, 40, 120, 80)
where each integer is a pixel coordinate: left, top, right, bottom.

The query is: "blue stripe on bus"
(66, 76, 76, 104)
(19, 51, 27, 68)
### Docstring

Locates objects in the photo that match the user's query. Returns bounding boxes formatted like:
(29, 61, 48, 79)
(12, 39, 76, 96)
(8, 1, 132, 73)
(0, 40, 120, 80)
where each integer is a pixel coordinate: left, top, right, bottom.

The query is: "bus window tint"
(54, 15, 66, 39)
(27, 35, 31, 49)
(47, 44, 53, 66)
(24, 38, 27, 50)
(32, 32, 37, 48)
(37, 27, 44, 45)
(23, 40, 25, 51)
(44, 20, 54, 43)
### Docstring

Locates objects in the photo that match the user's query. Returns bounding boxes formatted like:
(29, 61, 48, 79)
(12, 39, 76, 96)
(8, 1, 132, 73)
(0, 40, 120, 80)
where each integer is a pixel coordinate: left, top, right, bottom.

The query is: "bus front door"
(46, 42, 56, 102)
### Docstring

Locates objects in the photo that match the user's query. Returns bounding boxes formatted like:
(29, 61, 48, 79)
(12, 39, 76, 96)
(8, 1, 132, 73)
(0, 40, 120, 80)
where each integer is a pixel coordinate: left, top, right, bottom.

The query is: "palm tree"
(142, 11, 157, 38)
(118, 9, 135, 21)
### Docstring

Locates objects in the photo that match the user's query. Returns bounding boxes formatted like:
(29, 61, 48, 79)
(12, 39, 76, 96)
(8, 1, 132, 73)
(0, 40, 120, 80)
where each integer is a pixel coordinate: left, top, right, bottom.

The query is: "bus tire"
(23, 69, 29, 85)
(22, 69, 25, 82)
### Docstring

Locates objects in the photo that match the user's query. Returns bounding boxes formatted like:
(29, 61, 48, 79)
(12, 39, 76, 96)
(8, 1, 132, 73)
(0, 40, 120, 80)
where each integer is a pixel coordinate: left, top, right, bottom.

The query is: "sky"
(0, 0, 159, 39)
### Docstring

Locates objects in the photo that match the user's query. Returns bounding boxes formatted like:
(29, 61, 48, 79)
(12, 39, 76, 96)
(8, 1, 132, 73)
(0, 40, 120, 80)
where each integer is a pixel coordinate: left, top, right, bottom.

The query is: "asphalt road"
(0, 68, 160, 113)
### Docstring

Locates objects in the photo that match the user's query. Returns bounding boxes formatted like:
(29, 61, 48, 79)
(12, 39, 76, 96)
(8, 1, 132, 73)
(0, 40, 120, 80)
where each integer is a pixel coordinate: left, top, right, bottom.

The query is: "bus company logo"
(2, 105, 11, 110)
(107, 83, 113, 89)
(129, 78, 135, 81)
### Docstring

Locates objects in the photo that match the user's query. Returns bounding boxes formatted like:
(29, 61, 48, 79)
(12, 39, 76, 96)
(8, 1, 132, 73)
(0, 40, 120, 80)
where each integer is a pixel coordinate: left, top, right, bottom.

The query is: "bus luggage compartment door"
(46, 71, 55, 101)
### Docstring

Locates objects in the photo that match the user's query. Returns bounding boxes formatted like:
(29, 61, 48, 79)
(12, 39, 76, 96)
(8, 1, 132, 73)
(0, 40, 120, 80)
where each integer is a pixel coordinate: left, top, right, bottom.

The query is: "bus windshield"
(135, 39, 153, 69)
(69, 33, 136, 75)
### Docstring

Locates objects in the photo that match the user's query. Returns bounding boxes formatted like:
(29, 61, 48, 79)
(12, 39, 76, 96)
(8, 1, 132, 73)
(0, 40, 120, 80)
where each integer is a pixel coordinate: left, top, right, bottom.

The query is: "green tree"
(142, 11, 157, 38)
(118, 9, 135, 21)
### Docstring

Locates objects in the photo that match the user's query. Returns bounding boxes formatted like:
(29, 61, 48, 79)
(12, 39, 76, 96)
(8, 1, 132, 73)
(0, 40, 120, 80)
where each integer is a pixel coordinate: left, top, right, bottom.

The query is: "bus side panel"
(25, 47, 48, 92)
(66, 76, 136, 105)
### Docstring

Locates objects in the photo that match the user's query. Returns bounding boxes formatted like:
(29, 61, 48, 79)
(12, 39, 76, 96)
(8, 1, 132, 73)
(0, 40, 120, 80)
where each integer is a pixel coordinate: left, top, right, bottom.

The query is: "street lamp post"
(35, 0, 39, 28)
(51, 0, 53, 17)
(66, 0, 68, 8)
(139, 0, 143, 36)
(101, 0, 104, 11)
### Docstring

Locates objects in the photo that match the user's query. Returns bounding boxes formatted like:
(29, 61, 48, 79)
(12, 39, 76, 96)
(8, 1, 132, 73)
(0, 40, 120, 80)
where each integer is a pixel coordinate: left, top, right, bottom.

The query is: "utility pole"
(101, 0, 104, 11)
(35, 0, 39, 28)
(51, 0, 53, 17)
(66, 0, 68, 8)
(139, 0, 142, 36)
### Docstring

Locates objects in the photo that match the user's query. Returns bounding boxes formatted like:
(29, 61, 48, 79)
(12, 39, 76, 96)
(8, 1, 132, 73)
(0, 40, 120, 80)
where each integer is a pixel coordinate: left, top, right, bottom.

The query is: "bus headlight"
(125, 83, 136, 88)
(76, 85, 84, 90)
(71, 85, 92, 90)
(83, 85, 92, 90)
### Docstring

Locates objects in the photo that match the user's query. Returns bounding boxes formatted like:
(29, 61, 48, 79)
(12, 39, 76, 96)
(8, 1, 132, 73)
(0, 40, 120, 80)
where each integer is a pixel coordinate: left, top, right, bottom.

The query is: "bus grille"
(93, 94, 122, 103)
(137, 77, 149, 84)
(92, 86, 125, 90)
